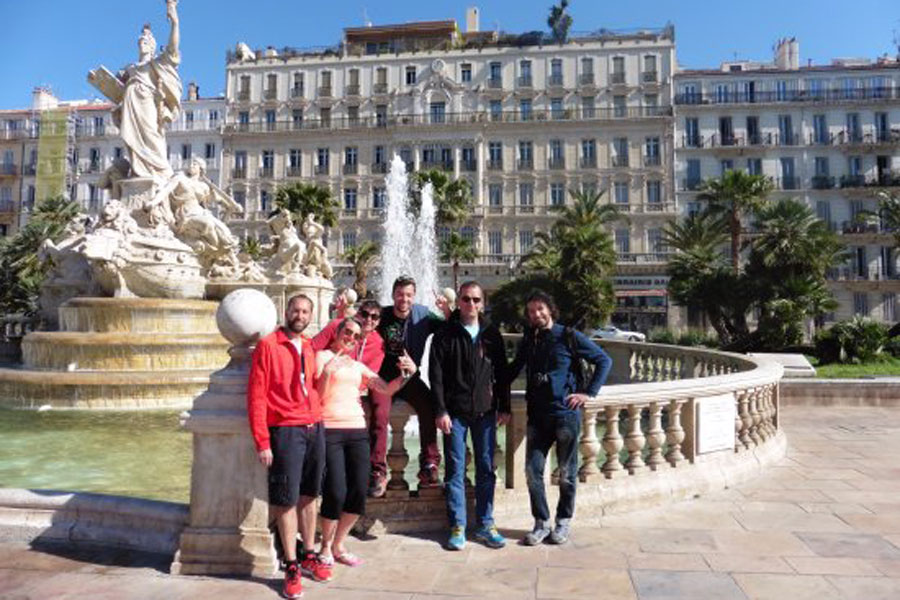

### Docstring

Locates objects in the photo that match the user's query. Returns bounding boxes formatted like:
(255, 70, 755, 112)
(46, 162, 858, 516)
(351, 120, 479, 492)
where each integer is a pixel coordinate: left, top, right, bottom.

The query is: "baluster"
(646, 401, 666, 469)
(761, 385, 776, 437)
(624, 404, 647, 474)
(578, 408, 602, 482)
(601, 405, 624, 478)
(649, 355, 661, 382)
(734, 392, 743, 452)
(738, 389, 753, 449)
(386, 401, 412, 493)
(665, 399, 686, 466)
(748, 389, 762, 445)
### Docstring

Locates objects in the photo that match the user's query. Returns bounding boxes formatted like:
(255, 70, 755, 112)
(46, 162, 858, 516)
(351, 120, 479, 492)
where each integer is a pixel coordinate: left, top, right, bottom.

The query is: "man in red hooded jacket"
(247, 293, 330, 597)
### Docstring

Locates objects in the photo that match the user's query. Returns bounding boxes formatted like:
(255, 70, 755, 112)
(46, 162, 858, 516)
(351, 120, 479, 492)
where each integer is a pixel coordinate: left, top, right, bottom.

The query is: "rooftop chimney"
(31, 87, 59, 111)
(774, 37, 800, 70)
(466, 6, 480, 33)
(187, 82, 199, 101)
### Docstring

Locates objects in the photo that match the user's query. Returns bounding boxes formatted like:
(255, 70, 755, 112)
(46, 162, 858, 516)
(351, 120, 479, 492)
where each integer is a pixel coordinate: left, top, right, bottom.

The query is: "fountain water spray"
(379, 156, 438, 309)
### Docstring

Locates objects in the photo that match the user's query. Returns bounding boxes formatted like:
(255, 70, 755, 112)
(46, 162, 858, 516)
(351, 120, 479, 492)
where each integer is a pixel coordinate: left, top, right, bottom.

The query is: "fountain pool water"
(379, 155, 438, 308)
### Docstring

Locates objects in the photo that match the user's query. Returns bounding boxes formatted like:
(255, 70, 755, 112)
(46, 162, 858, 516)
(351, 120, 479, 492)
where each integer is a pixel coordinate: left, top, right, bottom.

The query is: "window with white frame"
(519, 183, 534, 208)
(342, 231, 357, 251)
(488, 183, 503, 207)
(646, 180, 662, 204)
(405, 66, 416, 85)
(373, 187, 386, 209)
(614, 181, 629, 205)
(488, 230, 502, 255)
(615, 228, 630, 254)
(344, 188, 358, 211)
(461, 63, 472, 83)
(518, 229, 534, 253)
(550, 182, 565, 206)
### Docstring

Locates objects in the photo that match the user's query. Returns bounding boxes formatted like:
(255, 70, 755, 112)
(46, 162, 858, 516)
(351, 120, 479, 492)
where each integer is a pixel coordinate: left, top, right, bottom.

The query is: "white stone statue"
(148, 158, 244, 273)
(266, 209, 306, 278)
(88, 0, 182, 181)
(301, 213, 333, 279)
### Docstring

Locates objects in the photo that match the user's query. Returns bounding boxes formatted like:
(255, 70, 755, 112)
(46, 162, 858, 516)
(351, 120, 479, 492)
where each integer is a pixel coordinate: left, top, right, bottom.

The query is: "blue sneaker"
(473, 524, 506, 549)
(447, 525, 466, 551)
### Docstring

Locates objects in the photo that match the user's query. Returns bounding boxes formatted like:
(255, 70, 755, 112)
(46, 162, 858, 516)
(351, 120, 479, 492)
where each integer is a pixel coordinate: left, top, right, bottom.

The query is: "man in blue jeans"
(429, 281, 511, 550)
(507, 290, 612, 545)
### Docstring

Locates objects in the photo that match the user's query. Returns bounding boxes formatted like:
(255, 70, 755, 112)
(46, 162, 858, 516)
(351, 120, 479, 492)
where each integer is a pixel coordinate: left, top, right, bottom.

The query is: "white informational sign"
(696, 393, 736, 454)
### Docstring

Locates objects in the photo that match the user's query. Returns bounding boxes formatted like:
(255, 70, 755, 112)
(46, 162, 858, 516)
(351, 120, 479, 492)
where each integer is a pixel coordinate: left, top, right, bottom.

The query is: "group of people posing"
(247, 276, 612, 599)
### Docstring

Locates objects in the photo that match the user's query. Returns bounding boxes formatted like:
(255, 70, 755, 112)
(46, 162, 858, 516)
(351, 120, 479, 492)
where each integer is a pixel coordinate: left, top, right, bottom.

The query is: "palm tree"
(697, 170, 774, 274)
(547, 0, 573, 44)
(876, 191, 900, 249)
(554, 188, 629, 229)
(0, 195, 82, 315)
(239, 237, 265, 261)
(410, 169, 473, 227)
(342, 240, 380, 298)
(273, 182, 339, 227)
(439, 232, 477, 291)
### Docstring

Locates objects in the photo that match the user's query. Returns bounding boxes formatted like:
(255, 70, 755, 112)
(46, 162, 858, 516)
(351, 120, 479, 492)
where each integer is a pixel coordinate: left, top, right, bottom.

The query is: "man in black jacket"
(429, 281, 511, 551)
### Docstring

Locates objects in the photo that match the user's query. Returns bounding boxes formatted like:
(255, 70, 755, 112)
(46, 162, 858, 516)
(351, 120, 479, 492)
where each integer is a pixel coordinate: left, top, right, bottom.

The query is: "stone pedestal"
(206, 278, 335, 334)
(171, 289, 279, 577)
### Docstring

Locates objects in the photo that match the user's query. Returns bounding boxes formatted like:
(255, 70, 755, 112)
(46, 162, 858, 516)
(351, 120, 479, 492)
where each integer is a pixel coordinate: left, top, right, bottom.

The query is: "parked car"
(590, 325, 646, 342)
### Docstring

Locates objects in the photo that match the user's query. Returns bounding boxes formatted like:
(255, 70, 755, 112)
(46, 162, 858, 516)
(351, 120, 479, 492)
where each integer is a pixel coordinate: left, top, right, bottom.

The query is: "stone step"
(21, 333, 229, 372)
(58, 297, 220, 334)
(0, 367, 215, 409)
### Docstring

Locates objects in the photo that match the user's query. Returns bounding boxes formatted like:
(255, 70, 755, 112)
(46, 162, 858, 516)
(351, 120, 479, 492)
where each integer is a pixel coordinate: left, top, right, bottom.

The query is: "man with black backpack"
(507, 290, 612, 546)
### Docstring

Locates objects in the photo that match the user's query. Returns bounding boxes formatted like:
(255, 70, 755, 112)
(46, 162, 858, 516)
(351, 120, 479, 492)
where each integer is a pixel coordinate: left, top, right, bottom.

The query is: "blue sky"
(1, 0, 898, 109)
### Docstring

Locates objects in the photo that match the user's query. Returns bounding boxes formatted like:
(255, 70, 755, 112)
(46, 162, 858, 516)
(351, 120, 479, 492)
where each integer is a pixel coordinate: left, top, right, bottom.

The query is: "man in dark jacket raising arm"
(507, 290, 612, 546)
(429, 281, 511, 551)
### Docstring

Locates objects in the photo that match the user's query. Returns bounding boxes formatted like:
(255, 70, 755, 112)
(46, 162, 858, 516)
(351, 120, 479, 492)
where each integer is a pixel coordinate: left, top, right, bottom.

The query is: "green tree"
(440, 232, 477, 291)
(273, 181, 339, 227)
(410, 169, 473, 227)
(239, 237, 265, 261)
(341, 240, 380, 298)
(876, 191, 900, 249)
(547, 0, 573, 44)
(513, 188, 620, 329)
(0, 195, 82, 315)
(697, 170, 774, 274)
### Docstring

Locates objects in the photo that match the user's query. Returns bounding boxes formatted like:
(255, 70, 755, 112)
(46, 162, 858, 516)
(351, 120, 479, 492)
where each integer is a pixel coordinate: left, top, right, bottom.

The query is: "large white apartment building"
(0, 86, 225, 235)
(674, 39, 900, 325)
(222, 14, 678, 330)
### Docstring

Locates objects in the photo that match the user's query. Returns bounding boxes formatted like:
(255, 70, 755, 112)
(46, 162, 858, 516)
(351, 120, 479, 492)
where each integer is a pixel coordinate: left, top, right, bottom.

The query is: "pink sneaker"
(334, 551, 364, 567)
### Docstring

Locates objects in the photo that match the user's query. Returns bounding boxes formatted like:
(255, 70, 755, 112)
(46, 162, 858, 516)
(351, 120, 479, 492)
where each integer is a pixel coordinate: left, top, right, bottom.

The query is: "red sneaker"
(282, 562, 303, 599)
(300, 552, 333, 583)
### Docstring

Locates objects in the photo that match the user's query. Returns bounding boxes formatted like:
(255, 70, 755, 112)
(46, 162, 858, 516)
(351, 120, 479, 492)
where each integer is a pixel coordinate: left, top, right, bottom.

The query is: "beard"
(287, 318, 308, 334)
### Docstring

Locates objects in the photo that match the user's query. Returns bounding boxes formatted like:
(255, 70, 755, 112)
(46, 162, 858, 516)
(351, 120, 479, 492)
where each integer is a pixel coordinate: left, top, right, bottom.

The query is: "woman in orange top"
(314, 318, 415, 575)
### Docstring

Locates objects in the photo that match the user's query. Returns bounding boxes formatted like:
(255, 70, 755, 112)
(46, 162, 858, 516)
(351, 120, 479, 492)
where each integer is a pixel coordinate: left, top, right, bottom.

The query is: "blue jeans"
(443, 411, 497, 529)
(525, 411, 581, 523)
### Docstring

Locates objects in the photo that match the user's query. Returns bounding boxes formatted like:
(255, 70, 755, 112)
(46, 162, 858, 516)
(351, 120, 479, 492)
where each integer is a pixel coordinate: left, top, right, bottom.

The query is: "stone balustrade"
(364, 338, 785, 530)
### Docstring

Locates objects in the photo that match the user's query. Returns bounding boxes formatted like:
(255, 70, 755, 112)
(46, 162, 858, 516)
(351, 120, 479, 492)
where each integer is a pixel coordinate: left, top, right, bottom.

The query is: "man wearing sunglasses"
(429, 281, 510, 550)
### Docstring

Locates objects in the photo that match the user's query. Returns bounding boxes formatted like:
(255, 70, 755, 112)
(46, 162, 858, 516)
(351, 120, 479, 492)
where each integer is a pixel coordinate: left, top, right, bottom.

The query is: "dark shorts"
(268, 423, 326, 507)
(321, 428, 370, 520)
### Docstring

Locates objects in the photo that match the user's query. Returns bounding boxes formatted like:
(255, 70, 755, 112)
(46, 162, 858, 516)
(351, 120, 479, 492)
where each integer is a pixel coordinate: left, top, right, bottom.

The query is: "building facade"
(0, 87, 224, 236)
(222, 17, 678, 330)
(674, 40, 900, 325)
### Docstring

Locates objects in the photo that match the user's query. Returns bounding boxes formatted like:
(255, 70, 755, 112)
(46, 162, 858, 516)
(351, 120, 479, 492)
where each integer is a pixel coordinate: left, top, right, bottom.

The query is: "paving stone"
(839, 514, 900, 534)
(636, 529, 718, 554)
(733, 573, 841, 600)
(711, 530, 815, 556)
(733, 511, 854, 533)
(431, 566, 537, 597)
(536, 567, 635, 600)
(796, 532, 900, 559)
(825, 575, 900, 600)
(626, 552, 709, 571)
(785, 556, 883, 576)
(703, 554, 794, 574)
(630, 569, 746, 600)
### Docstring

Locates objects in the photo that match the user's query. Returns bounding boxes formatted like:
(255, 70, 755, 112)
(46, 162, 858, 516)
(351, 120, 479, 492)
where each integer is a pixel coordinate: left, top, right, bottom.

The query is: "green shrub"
(648, 328, 676, 344)
(815, 316, 888, 364)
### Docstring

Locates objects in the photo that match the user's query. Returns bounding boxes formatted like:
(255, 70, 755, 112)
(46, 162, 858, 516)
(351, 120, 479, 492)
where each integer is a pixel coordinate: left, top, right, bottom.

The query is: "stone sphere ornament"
(216, 288, 277, 346)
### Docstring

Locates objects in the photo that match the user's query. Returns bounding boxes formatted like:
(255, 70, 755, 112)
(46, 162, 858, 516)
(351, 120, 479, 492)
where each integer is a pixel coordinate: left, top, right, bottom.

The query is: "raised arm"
(166, 0, 180, 60)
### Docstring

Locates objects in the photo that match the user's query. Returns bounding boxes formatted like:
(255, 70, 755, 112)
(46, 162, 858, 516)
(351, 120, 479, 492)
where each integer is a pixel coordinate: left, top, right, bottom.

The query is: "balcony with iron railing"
(420, 161, 453, 172)
(775, 176, 799, 191)
(487, 78, 503, 89)
(461, 160, 477, 172)
(681, 178, 703, 191)
(345, 85, 360, 97)
(373, 83, 388, 95)
(548, 74, 564, 87)
(548, 157, 565, 170)
(517, 158, 534, 171)
(259, 166, 274, 179)
(231, 167, 247, 180)
(291, 86, 305, 98)
(0, 164, 18, 177)
(643, 155, 661, 167)
(487, 159, 504, 171)
(811, 175, 836, 189)
(579, 73, 595, 86)
(371, 162, 388, 174)
(315, 164, 330, 175)
(611, 156, 630, 168)
(675, 86, 900, 106)
(517, 76, 533, 88)
(264, 88, 278, 101)
(285, 166, 302, 178)
(318, 86, 332, 98)
(343, 163, 358, 175)
(642, 71, 658, 83)
(580, 156, 598, 169)
(610, 71, 627, 85)
(236, 90, 251, 102)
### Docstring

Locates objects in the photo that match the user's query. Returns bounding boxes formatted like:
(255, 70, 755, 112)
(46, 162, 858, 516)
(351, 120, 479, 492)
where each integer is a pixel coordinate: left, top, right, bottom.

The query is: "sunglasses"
(358, 310, 380, 320)
(460, 296, 483, 304)
(341, 329, 362, 339)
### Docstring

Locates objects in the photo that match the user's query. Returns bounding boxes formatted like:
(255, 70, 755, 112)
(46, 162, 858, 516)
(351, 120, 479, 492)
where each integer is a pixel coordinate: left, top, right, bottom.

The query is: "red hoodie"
(247, 327, 322, 452)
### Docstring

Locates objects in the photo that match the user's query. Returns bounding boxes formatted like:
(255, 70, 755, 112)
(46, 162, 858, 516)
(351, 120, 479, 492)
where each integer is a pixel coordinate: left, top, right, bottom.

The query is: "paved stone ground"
(2, 405, 900, 600)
